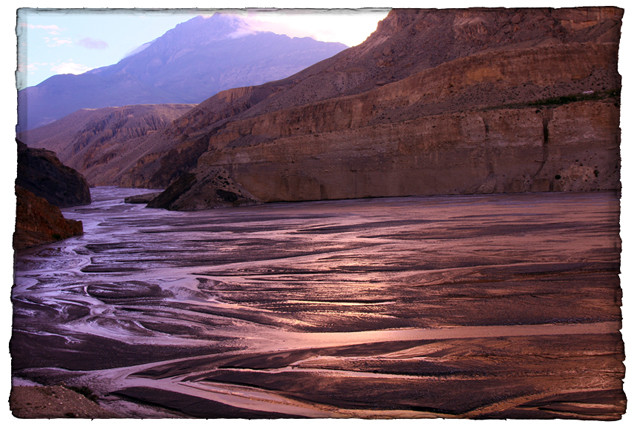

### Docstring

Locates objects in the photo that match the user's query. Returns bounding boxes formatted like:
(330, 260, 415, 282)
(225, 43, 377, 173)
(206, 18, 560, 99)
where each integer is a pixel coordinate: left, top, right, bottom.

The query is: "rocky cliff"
(14, 186, 84, 250)
(146, 7, 622, 210)
(16, 140, 91, 207)
(19, 8, 622, 210)
(14, 140, 90, 249)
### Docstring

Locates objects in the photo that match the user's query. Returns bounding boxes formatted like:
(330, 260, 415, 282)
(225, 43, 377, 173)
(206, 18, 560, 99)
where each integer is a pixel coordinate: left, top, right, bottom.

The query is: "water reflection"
(12, 187, 624, 418)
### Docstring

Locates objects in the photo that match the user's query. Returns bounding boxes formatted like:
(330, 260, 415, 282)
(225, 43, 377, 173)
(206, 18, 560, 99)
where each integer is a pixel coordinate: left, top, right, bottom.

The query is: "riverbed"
(11, 188, 625, 418)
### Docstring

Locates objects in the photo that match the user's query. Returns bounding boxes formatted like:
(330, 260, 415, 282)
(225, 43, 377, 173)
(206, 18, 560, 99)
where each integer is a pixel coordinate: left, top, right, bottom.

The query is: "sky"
(16, 8, 390, 90)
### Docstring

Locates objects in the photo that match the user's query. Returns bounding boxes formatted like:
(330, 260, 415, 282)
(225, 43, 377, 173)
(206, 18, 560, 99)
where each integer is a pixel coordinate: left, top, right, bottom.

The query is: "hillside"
(144, 7, 622, 209)
(17, 13, 347, 131)
(14, 141, 89, 249)
(16, 140, 91, 207)
(20, 8, 623, 210)
(21, 104, 195, 186)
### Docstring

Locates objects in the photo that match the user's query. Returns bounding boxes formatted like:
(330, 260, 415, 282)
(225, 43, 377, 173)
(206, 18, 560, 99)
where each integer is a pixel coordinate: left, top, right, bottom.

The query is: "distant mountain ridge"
(17, 13, 347, 131)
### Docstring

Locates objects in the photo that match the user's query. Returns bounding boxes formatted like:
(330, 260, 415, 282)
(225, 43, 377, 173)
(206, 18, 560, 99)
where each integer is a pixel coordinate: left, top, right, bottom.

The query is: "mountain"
(137, 7, 622, 209)
(17, 13, 347, 131)
(20, 104, 195, 186)
(21, 8, 623, 211)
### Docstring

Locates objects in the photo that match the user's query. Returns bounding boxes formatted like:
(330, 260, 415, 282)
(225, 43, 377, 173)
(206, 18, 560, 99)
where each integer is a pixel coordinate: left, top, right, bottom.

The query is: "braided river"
(11, 187, 625, 418)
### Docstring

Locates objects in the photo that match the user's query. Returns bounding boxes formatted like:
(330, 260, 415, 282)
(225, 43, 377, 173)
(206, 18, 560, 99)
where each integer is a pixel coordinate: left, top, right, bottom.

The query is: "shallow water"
(11, 188, 624, 418)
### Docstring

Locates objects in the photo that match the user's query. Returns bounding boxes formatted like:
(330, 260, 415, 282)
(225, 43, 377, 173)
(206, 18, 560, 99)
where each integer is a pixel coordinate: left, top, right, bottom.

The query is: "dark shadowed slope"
(16, 140, 91, 207)
(17, 13, 347, 131)
(14, 140, 89, 249)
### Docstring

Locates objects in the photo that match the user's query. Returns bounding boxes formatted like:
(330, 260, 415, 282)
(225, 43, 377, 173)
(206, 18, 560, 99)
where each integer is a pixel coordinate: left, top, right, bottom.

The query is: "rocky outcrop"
(16, 140, 91, 207)
(147, 7, 621, 209)
(147, 168, 258, 210)
(14, 140, 90, 249)
(124, 192, 163, 204)
(14, 186, 83, 250)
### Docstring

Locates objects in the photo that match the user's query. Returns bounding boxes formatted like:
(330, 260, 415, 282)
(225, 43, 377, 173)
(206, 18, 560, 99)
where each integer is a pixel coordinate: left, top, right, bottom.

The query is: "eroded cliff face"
(178, 99, 616, 206)
(23, 8, 622, 210)
(126, 7, 623, 196)
(14, 141, 89, 249)
(152, 7, 621, 210)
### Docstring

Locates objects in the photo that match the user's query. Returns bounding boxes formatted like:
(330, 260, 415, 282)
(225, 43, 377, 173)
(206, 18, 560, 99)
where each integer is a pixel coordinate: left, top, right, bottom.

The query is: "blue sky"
(16, 8, 390, 90)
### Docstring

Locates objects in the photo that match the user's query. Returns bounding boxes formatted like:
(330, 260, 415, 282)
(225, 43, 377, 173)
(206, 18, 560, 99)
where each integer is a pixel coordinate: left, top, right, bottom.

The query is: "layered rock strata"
(132, 7, 623, 199)
(150, 8, 622, 209)
(150, 10, 620, 211)
(19, 8, 624, 210)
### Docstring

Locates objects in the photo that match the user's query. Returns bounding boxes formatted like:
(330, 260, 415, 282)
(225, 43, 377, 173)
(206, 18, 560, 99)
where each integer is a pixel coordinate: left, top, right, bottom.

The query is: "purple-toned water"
(11, 187, 624, 418)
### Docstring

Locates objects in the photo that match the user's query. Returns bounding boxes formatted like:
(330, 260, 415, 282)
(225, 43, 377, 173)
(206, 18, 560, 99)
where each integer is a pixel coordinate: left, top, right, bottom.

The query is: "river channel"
(11, 187, 625, 418)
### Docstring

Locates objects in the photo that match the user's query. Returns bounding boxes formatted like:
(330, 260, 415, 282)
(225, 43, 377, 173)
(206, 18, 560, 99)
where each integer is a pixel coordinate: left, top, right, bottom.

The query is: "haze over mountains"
(17, 13, 347, 131)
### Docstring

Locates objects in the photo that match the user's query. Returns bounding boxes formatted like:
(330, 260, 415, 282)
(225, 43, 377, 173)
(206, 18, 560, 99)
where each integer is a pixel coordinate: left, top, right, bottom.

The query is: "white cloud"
(50, 61, 92, 75)
(44, 36, 72, 47)
(240, 10, 389, 46)
(23, 23, 62, 35)
(23, 62, 50, 73)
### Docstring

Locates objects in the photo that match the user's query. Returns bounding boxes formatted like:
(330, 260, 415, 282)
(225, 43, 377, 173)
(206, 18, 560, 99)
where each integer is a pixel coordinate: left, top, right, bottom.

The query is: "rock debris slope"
(144, 7, 622, 210)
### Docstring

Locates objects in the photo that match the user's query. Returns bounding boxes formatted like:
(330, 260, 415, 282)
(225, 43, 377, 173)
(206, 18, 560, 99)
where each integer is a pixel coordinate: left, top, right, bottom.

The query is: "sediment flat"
(11, 188, 625, 419)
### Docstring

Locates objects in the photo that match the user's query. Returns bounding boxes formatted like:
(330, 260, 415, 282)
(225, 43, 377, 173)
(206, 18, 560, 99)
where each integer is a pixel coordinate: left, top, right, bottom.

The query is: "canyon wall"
(148, 8, 622, 210)
(21, 104, 195, 187)
(14, 141, 89, 249)
(14, 186, 84, 250)
(19, 8, 623, 210)
(125, 7, 624, 201)
(201, 100, 618, 203)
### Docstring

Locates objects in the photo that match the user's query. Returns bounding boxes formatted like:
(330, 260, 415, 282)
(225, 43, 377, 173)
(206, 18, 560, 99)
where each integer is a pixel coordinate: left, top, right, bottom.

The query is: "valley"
(12, 7, 626, 420)
(11, 188, 624, 419)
